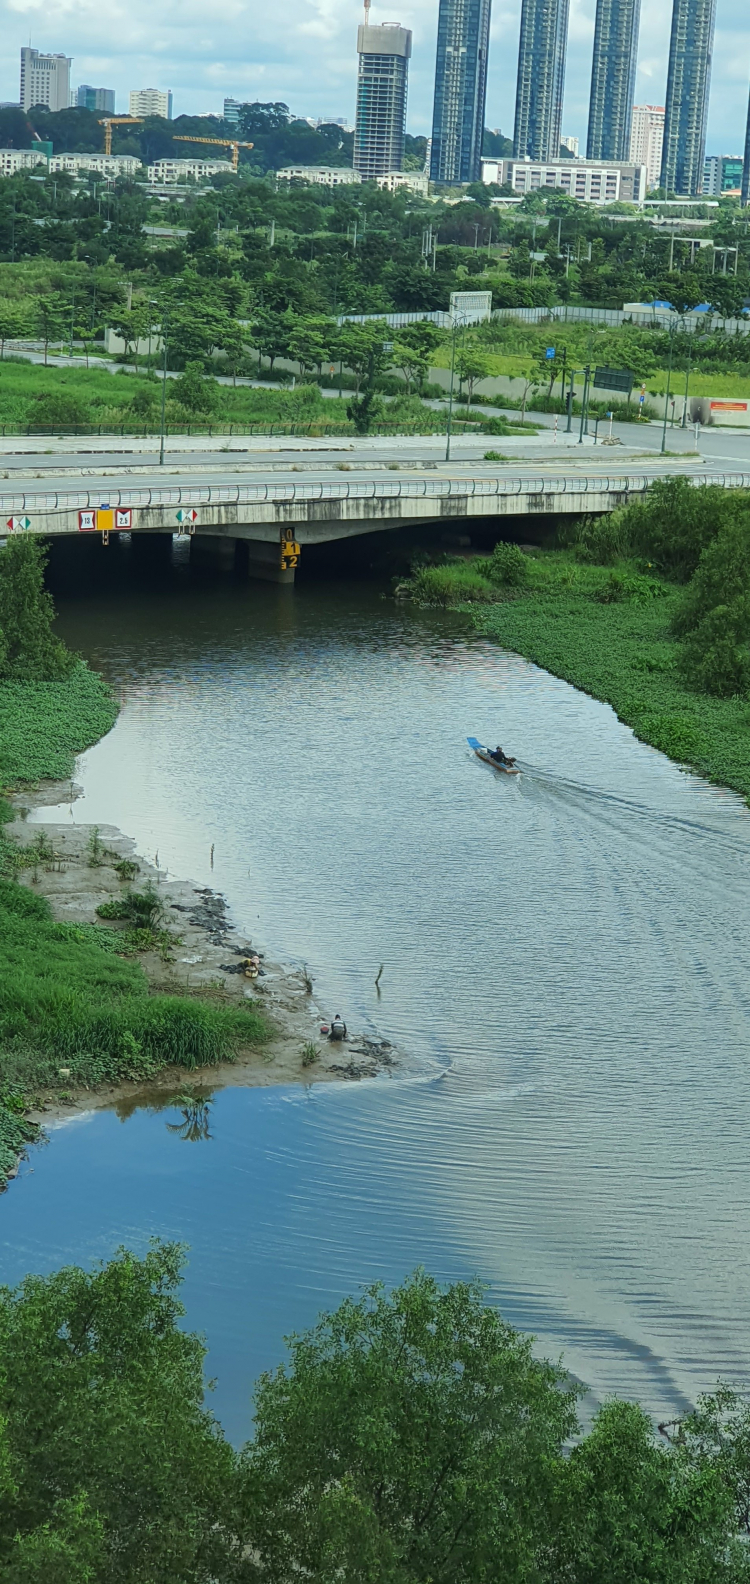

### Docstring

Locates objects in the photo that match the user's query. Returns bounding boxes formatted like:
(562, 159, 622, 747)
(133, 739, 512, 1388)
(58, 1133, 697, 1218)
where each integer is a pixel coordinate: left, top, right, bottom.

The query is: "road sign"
(115, 508, 132, 528)
(545, 346, 555, 359)
(6, 516, 31, 532)
(97, 508, 114, 534)
(593, 366, 633, 394)
(176, 508, 198, 525)
(79, 509, 97, 532)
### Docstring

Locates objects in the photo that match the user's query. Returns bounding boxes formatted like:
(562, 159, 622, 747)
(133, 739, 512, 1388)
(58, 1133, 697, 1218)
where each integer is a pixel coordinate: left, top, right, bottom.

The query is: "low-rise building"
(276, 165, 361, 186)
(376, 169, 429, 195)
(481, 156, 647, 205)
(0, 148, 48, 176)
(147, 158, 231, 183)
(49, 153, 141, 177)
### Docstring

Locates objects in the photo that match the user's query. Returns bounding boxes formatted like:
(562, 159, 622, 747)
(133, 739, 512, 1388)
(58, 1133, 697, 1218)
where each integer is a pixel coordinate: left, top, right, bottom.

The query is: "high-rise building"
(703, 153, 743, 195)
(629, 104, 664, 188)
(586, 0, 640, 161)
(353, 23, 411, 180)
(223, 97, 242, 126)
(20, 48, 71, 113)
(513, 0, 570, 161)
(560, 134, 578, 155)
(660, 0, 716, 196)
(129, 88, 173, 120)
(429, 0, 492, 185)
(76, 84, 115, 114)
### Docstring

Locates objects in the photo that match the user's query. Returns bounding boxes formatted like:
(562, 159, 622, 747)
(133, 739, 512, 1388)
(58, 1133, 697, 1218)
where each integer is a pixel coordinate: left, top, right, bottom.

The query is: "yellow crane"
(99, 116, 144, 155)
(172, 135, 254, 173)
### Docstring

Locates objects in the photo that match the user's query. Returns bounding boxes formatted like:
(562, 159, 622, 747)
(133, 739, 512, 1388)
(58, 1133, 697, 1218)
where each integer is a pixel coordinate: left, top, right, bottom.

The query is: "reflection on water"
(1, 561, 749, 1443)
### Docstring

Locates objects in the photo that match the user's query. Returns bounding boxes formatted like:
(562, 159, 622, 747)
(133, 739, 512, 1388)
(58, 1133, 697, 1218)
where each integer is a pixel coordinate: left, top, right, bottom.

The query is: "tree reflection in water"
(166, 1089, 214, 1143)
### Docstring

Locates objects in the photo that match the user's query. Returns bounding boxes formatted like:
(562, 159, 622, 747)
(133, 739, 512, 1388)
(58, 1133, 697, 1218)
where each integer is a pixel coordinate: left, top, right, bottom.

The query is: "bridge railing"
(4, 473, 750, 516)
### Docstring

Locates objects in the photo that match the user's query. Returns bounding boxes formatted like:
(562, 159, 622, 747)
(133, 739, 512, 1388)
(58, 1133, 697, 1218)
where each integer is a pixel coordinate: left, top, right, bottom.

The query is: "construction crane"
(172, 135, 253, 173)
(99, 116, 144, 155)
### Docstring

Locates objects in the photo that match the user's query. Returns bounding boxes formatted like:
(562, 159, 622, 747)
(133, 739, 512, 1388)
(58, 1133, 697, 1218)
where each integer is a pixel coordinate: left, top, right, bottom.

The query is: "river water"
(3, 547, 750, 1442)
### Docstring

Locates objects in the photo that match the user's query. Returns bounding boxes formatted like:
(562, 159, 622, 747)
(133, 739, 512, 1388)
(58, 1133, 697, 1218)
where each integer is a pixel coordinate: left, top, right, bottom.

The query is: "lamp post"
(660, 318, 679, 455)
(149, 298, 168, 465)
(445, 312, 467, 463)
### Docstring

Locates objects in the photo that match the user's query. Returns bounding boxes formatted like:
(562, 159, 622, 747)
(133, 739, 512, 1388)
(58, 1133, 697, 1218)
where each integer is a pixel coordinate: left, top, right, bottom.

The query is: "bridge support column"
(244, 539, 295, 585)
(190, 533, 236, 571)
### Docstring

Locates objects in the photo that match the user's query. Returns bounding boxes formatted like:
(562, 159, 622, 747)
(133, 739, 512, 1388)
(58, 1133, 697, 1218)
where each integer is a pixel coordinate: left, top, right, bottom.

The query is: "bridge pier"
(243, 539, 295, 585)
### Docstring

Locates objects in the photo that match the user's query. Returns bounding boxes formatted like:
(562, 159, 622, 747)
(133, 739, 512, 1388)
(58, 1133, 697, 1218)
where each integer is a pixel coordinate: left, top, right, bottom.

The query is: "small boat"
(467, 736, 520, 775)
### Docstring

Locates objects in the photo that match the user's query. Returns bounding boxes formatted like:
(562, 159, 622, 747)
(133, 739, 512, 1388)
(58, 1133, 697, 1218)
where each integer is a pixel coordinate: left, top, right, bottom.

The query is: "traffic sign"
(79, 509, 97, 532)
(545, 346, 555, 359)
(176, 508, 198, 524)
(115, 508, 132, 528)
(6, 516, 31, 532)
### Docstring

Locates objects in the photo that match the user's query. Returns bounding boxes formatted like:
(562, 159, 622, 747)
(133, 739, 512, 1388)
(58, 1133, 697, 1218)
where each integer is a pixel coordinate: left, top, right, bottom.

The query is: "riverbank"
(404, 551, 750, 803)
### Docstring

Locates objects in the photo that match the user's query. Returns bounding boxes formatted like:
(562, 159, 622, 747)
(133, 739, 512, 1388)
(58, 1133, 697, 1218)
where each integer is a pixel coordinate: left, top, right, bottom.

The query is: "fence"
(491, 304, 750, 335)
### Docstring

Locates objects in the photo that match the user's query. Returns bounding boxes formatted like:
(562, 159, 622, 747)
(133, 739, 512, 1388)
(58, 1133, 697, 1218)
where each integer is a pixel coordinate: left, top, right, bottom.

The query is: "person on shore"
(329, 1014, 347, 1041)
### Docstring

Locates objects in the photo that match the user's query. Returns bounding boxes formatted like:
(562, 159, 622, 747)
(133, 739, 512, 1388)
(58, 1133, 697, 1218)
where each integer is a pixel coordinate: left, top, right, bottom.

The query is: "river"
(3, 543, 750, 1443)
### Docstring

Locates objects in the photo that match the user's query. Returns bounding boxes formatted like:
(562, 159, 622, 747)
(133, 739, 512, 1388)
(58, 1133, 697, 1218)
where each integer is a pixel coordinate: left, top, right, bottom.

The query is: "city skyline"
(1, 0, 748, 157)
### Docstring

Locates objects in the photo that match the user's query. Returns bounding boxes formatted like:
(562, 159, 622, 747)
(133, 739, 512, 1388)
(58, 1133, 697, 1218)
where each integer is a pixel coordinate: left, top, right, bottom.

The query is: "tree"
(0, 300, 31, 359)
(171, 360, 220, 414)
(391, 321, 444, 392)
(456, 346, 490, 407)
(286, 315, 333, 378)
(0, 536, 72, 680)
(109, 304, 157, 374)
(337, 320, 390, 394)
(245, 1270, 579, 1582)
(673, 512, 750, 696)
(33, 294, 66, 365)
(0, 1243, 239, 1582)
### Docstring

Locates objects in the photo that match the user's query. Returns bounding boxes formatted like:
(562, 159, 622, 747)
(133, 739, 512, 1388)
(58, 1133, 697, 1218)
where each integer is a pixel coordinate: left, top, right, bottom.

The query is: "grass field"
(405, 552, 750, 804)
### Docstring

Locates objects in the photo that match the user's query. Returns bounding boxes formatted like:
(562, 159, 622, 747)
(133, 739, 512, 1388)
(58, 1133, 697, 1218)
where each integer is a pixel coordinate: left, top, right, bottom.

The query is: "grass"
(0, 662, 118, 785)
(405, 550, 750, 803)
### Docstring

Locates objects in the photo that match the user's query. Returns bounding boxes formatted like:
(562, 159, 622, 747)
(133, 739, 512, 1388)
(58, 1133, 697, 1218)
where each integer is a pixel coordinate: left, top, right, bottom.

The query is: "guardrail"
(4, 472, 750, 516)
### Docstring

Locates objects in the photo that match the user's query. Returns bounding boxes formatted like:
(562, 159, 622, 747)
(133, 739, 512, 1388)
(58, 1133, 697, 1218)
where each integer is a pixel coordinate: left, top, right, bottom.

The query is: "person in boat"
(490, 745, 509, 765)
(329, 1013, 347, 1042)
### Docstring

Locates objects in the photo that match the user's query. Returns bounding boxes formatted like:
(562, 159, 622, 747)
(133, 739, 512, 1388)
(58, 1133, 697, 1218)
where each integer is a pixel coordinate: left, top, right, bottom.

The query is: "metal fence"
(6, 471, 750, 517)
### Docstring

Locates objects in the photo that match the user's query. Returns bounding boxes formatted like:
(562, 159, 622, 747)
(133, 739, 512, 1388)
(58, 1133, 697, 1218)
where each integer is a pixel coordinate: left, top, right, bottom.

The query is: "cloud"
(0, 0, 746, 150)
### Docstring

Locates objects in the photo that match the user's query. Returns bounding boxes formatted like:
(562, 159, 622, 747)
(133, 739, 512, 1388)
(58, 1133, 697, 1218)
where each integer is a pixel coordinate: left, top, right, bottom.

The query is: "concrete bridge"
(3, 466, 748, 582)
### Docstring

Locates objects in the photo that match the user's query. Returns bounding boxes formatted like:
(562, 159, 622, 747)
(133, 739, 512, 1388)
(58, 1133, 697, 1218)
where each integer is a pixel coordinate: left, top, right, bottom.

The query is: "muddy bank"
(8, 791, 395, 1128)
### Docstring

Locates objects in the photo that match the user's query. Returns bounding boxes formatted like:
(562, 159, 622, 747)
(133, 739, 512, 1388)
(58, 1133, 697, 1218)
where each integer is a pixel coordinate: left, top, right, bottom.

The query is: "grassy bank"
(407, 551, 750, 801)
(0, 600, 269, 1184)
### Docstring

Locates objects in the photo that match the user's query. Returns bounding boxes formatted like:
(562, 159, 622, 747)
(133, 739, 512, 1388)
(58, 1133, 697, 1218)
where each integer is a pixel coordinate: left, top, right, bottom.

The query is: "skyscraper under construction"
(660, 0, 717, 195)
(513, 0, 570, 162)
(353, 21, 412, 180)
(587, 0, 640, 162)
(429, 0, 492, 185)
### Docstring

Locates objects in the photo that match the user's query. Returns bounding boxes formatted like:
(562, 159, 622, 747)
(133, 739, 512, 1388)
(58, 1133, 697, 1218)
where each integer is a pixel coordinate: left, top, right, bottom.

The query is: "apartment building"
(482, 155, 647, 204)
(20, 48, 71, 113)
(129, 88, 173, 120)
(629, 105, 664, 189)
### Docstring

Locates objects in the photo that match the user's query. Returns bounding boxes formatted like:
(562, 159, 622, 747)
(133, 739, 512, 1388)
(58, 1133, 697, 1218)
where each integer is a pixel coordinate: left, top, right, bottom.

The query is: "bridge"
(3, 464, 748, 582)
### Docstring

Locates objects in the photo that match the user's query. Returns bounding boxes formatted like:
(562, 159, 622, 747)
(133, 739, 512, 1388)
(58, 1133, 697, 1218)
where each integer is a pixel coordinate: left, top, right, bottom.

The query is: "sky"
(2, 0, 748, 154)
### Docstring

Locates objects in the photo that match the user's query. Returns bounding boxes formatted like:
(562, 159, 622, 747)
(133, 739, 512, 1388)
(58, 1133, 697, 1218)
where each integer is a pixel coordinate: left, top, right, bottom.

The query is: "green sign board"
(593, 366, 633, 394)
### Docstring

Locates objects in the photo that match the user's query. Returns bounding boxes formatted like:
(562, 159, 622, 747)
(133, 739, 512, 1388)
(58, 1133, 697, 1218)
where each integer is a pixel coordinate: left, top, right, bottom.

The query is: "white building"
(20, 49, 71, 113)
(376, 169, 428, 195)
(49, 153, 142, 177)
(481, 156, 647, 205)
(560, 135, 579, 157)
(147, 158, 230, 183)
(129, 88, 173, 120)
(276, 165, 361, 186)
(629, 106, 664, 191)
(0, 147, 48, 176)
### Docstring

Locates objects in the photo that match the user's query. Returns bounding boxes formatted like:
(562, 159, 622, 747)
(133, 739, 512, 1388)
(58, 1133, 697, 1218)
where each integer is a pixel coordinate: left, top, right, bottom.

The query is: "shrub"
(672, 515, 750, 638)
(171, 361, 219, 414)
(0, 537, 73, 681)
(25, 391, 90, 431)
(567, 510, 637, 565)
(680, 605, 750, 697)
(482, 541, 529, 588)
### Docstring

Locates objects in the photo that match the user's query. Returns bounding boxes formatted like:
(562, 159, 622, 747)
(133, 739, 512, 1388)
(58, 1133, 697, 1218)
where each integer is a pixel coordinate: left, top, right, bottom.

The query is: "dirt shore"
(9, 794, 394, 1125)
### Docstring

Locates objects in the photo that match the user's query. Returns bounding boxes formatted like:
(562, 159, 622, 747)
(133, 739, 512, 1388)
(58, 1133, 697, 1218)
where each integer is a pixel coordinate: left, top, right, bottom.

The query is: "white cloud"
(0, 0, 746, 151)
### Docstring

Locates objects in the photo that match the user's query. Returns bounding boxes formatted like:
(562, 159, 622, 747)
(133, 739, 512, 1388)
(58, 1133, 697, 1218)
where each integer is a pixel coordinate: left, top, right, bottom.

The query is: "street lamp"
(660, 316, 682, 455)
(445, 312, 468, 463)
(149, 298, 169, 465)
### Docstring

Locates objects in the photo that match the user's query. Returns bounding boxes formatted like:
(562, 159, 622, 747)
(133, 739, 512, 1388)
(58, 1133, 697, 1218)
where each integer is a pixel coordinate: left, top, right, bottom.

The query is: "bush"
(680, 605, 750, 697)
(171, 361, 219, 414)
(672, 515, 750, 637)
(25, 391, 90, 431)
(481, 541, 529, 587)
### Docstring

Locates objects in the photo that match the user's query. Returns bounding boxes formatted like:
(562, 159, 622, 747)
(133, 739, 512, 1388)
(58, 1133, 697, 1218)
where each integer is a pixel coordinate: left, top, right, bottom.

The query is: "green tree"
(33, 294, 66, 366)
(0, 300, 31, 360)
(245, 1269, 579, 1582)
(0, 1243, 239, 1583)
(337, 320, 390, 394)
(0, 536, 72, 680)
(391, 321, 444, 393)
(109, 304, 157, 374)
(673, 513, 750, 696)
(456, 346, 490, 407)
(171, 360, 220, 414)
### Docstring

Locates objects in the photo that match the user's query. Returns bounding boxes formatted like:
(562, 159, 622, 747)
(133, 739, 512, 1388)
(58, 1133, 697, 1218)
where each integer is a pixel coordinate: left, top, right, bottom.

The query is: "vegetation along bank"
(403, 478, 750, 803)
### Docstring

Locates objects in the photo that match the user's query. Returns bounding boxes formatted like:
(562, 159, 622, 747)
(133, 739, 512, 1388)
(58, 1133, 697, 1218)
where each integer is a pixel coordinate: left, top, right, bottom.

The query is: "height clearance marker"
(79, 509, 97, 532)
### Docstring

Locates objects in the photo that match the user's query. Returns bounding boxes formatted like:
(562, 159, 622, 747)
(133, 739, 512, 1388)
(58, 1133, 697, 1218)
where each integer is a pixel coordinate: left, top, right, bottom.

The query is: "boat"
(467, 737, 520, 774)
